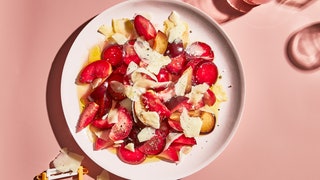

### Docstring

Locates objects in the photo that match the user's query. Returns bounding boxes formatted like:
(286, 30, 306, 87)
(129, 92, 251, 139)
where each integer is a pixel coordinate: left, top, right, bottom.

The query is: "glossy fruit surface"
(78, 60, 112, 84)
(91, 119, 114, 129)
(109, 107, 133, 141)
(165, 40, 184, 57)
(203, 89, 216, 106)
(157, 68, 171, 82)
(117, 144, 147, 165)
(102, 44, 123, 67)
(138, 135, 166, 155)
(88, 81, 113, 117)
(76, 102, 99, 132)
(186, 41, 214, 60)
(166, 54, 186, 75)
(141, 90, 171, 118)
(200, 111, 216, 134)
(106, 73, 126, 101)
(153, 30, 168, 54)
(194, 61, 218, 86)
(94, 137, 113, 150)
(134, 15, 157, 40)
(123, 40, 141, 65)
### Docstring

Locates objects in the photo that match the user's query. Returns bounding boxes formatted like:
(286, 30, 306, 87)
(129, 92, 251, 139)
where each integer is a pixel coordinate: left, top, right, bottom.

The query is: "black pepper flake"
(228, 85, 232, 88)
(189, 30, 192, 33)
(218, 75, 222, 79)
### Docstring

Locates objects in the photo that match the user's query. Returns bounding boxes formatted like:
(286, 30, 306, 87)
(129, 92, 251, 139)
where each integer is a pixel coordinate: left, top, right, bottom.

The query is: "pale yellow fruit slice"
(200, 111, 216, 134)
(112, 18, 137, 39)
(152, 31, 168, 54)
(88, 45, 101, 63)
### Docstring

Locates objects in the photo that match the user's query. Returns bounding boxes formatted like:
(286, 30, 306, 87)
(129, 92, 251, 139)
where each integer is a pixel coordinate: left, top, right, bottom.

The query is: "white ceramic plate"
(61, 0, 245, 179)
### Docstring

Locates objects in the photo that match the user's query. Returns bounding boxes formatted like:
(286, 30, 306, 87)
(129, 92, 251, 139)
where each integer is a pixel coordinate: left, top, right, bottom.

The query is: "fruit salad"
(75, 11, 227, 165)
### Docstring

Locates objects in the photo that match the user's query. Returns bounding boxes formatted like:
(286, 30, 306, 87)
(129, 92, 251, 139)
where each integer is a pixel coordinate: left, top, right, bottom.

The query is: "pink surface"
(1, 0, 319, 179)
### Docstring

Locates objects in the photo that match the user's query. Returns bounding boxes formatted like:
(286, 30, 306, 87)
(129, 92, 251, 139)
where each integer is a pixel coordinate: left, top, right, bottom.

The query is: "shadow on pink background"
(45, 17, 124, 180)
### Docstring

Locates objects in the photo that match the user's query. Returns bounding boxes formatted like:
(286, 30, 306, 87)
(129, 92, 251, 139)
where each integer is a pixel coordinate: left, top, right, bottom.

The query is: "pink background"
(1, 0, 319, 179)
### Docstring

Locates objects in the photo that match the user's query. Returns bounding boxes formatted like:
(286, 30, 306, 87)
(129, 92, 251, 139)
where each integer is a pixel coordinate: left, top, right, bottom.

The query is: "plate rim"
(60, 0, 245, 179)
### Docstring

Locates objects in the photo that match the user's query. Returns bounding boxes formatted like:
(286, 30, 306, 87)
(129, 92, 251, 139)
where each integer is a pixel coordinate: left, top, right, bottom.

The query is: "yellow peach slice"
(152, 31, 168, 54)
(200, 111, 216, 134)
(88, 45, 101, 63)
(169, 110, 201, 121)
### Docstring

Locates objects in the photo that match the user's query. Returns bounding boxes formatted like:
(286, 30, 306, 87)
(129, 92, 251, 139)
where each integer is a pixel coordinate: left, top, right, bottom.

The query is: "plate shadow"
(46, 17, 125, 180)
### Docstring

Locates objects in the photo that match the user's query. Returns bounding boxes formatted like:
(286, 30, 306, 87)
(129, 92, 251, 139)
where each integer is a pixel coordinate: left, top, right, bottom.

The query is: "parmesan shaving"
(180, 108, 202, 137)
(134, 38, 171, 74)
(112, 33, 128, 45)
(140, 111, 160, 129)
(186, 83, 210, 105)
(53, 148, 84, 173)
(137, 127, 156, 142)
(125, 143, 135, 152)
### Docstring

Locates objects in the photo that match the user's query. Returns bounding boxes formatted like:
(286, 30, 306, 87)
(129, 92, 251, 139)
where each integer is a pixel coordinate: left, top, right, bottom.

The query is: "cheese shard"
(124, 84, 146, 102)
(97, 24, 114, 38)
(107, 107, 119, 124)
(175, 67, 192, 96)
(125, 142, 135, 152)
(168, 11, 181, 25)
(138, 127, 156, 142)
(133, 38, 171, 74)
(112, 33, 128, 45)
(131, 69, 158, 84)
(168, 24, 186, 43)
(126, 61, 139, 75)
(53, 148, 84, 173)
(212, 83, 228, 102)
(134, 67, 158, 82)
(180, 108, 202, 137)
(186, 83, 210, 105)
(164, 11, 189, 45)
(140, 111, 160, 129)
